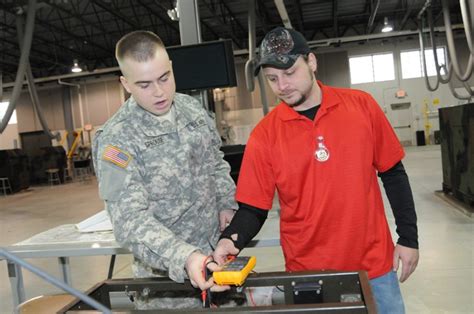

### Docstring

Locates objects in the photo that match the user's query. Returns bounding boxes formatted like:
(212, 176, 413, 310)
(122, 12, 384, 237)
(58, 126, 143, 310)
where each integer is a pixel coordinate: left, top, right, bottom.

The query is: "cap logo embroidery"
(262, 29, 294, 57)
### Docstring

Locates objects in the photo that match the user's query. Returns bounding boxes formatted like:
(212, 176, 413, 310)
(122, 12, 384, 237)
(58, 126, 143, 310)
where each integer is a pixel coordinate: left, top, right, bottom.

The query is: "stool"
(45, 169, 61, 186)
(73, 159, 92, 182)
(74, 167, 90, 182)
(0, 177, 12, 196)
(63, 167, 73, 182)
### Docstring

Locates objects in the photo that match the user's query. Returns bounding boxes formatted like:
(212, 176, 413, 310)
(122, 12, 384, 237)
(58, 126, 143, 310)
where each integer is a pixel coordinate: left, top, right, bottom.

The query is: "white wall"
(0, 124, 20, 150)
(70, 76, 123, 129)
(0, 75, 124, 151)
(342, 37, 470, 145)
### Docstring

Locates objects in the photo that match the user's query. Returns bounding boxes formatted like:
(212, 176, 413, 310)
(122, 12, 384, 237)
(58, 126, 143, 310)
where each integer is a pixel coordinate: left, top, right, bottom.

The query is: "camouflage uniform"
(93, 93, 237, 309)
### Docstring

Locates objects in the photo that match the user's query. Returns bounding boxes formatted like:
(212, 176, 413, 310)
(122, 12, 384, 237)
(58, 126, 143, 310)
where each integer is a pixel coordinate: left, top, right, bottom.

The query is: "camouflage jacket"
(93, 93, 237, 282)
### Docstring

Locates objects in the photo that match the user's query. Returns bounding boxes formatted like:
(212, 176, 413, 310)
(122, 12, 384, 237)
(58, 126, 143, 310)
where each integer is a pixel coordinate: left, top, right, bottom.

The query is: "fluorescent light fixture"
(381, 17, 393, 33)
(71, 59, 82, 73)
(167, 8, 179, 21)
(167, 0, 179, 21)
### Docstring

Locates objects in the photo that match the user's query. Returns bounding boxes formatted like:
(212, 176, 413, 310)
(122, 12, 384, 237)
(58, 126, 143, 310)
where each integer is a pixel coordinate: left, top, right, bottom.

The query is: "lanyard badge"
(314, 136, 330, 162)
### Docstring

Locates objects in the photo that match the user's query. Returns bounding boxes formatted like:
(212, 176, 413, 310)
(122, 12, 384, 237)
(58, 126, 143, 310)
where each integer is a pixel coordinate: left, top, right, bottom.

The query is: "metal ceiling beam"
(218, 0, 247, 34)
(9, 6, 112, 58)
(295, 0, 305, 32)
(200, 0, 244, 48)
(47, 1, 112, 48)
(1, 42, 68, 68)
(200, 18, 221, 41)
(89, 0, 138, 29)
(137, 0, 181, 42)
(274, 0, 292, 28)
(1, 9, 85, 58)
(366, 0, 380, 34)
(129, 1, 141, 27)
(33, 16, 109, 57)
(233, 23, 465, 56)
(256, 0, 271, 33)
(399, 1, 413, 30)
(0, 21, 76, 66)
(201, 0, 246, 34)
(49, 4, 100, 62)
(333, 0, 339, 37)
(87, 1, 116, 51)
(0, 53, 43, 70)
(1, 66, 121, 89)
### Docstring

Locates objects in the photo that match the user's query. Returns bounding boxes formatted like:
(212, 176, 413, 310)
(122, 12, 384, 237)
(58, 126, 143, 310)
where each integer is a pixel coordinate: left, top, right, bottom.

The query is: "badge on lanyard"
(314, 136, 330, 162)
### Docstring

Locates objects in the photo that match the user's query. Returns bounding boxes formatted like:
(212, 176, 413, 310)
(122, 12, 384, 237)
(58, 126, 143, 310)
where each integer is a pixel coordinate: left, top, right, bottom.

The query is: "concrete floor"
(0, 145, 473, 313)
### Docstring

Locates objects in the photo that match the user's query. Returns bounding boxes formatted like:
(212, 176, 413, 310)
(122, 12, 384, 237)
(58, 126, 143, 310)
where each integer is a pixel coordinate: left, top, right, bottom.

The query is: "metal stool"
(0, 177, 12, 196)
(63, 167, 73, 183)
(73, 159, 91, 182)
(45, 169, 61, 186)
(74, 167, 90, 182)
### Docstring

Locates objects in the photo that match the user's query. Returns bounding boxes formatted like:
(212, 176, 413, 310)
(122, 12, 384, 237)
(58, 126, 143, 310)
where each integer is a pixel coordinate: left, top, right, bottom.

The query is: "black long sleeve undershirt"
(378, 161, 418, 249)
(220, 105, 418, 250)
(220, 203, 268, 251)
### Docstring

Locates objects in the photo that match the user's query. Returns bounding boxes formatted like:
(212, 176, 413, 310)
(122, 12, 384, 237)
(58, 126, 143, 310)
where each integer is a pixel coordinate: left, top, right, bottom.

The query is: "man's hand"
(219, 209, 235, 231)
(185, 251, 230, 292)
(393, 244, 419, 283)
(212, 238, 240, 265)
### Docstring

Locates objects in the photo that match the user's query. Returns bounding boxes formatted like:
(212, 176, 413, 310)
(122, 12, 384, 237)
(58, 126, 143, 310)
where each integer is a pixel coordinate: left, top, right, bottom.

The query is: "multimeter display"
(213, 256, 256, 286)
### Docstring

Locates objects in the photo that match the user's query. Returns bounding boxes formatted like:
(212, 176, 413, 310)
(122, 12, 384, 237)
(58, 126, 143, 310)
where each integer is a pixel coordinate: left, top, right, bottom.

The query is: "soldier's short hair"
(115, 31, 165, 66)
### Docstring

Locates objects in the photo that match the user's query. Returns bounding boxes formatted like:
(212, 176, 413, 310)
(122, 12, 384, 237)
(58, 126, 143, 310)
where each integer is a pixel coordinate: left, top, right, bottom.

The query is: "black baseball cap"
(254, 27, 311, 76)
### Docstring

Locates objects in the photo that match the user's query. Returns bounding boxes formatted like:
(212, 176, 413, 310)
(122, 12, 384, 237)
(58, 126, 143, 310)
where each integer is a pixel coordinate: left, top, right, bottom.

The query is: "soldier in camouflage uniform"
(92, 31, 238, 309)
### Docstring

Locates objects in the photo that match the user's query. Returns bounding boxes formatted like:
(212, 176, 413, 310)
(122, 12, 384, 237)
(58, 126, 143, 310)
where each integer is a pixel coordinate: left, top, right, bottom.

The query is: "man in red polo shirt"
(213, 27, 419, 313)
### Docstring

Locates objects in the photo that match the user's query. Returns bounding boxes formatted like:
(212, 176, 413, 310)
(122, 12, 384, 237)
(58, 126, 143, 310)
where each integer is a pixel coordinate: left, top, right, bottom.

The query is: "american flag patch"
(102, 145, 131, 168)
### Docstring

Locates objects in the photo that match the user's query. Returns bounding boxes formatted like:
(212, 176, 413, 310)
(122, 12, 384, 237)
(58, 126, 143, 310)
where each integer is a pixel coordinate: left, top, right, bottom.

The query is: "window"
(0, 101, 17, 125)
(349, 53, 395, 84)
(400, 48, 446, 79)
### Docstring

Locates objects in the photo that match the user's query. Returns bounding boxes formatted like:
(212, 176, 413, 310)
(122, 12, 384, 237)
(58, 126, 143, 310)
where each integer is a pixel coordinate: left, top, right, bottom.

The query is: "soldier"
(93, 31, 237, 309)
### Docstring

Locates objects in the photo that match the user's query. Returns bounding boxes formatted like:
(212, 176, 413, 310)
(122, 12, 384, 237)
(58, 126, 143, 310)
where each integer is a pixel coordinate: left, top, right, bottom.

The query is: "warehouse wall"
(70, 76, 123, 128)
(340, 36, 471, 145)
(222, 36, 472, 145)
(15, 87, 65, 133)
(0, 75, 123, 150)
(0, 35, 471, 149)
(316, 50, 350, 88)
(0, 124, 19, 150)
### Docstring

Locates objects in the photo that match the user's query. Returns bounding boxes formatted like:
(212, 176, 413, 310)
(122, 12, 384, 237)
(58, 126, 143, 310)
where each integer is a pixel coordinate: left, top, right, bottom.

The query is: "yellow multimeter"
(213, 256, 256, 286)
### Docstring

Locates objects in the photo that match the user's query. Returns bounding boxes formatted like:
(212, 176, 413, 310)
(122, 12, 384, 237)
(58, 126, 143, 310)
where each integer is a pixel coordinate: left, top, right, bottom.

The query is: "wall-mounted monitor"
(167, 39, 237, 92)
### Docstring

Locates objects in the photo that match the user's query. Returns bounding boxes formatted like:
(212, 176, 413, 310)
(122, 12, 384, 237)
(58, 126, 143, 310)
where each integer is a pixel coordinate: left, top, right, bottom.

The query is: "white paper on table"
(75, 210, 113, 233)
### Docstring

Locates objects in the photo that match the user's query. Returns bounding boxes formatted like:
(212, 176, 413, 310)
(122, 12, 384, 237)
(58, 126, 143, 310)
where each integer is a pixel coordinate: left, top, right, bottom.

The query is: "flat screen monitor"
(167, 39, 237, 91)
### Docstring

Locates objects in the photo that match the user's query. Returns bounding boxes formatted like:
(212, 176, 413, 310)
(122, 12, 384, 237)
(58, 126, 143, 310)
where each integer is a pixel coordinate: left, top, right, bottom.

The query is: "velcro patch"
(102, 145, 131, 168)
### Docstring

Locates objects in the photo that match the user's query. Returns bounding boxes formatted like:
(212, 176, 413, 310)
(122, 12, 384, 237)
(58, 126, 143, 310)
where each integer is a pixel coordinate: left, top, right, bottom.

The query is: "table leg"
(58, 257, 72, 285)
(7, 261, 25, 310)
(107, 255, 116, 279)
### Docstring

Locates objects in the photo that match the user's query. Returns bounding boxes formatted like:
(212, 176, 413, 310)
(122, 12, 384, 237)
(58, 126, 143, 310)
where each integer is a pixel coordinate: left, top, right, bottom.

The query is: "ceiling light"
(71, 59, 82, 73)
(381, 17, 393, 33)
(167, 6, 179, 21)
(167, 0, 179, 21)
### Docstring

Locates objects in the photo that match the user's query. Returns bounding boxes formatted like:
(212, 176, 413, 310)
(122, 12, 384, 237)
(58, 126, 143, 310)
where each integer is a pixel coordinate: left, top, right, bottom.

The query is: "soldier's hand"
(212, 238, 239, 265)
(219, 209, 235, 231)
(185, 251, 230, 292)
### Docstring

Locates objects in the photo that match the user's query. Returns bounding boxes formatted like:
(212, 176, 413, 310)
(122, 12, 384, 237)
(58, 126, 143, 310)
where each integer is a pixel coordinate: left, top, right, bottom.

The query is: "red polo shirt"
(236, 82, 404, 279)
